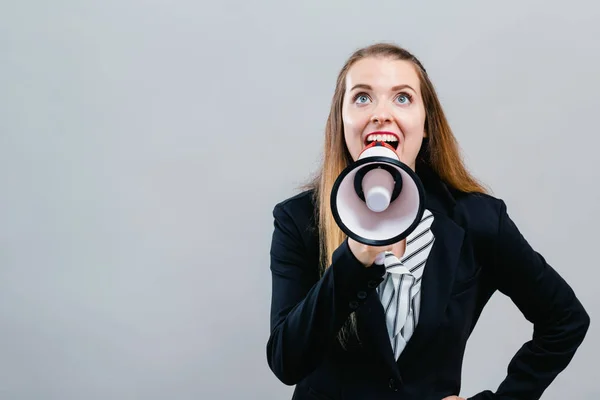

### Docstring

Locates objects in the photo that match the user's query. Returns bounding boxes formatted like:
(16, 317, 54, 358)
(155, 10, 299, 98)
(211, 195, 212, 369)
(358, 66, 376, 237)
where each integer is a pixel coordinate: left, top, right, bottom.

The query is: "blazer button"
(357, 290, 367, 300)
(388, 378, 398, 391)
(349, 300, 359, 310)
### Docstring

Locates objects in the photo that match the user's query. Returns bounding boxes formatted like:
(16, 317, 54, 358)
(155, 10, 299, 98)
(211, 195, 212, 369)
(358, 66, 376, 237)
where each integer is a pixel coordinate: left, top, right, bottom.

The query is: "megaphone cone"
(330, 142, 425, 246)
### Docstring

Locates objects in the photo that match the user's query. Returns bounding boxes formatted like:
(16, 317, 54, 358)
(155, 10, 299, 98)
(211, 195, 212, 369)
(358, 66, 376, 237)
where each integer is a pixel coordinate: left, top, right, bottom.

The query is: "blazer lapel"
(395, 211, 464, 364)
(355, 213, 464, 376)
(356, 290, 402, 380)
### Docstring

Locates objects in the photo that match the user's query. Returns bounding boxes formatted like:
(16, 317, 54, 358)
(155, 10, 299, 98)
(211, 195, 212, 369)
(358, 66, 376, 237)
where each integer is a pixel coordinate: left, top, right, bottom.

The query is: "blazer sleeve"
(471, 199, 590, 400)
(266, 202, 386, 386)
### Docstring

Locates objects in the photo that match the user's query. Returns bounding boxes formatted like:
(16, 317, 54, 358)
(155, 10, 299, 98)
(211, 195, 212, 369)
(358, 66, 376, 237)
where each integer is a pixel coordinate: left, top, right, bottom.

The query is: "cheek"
(342, 115, 358, 134)
(399, 112, 426, 140)
(342, 106, 368, 134)
(342, 117, 364, 149)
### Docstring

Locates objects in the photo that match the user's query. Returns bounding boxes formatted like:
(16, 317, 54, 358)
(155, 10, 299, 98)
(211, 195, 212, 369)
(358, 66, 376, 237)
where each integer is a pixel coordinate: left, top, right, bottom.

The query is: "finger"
(374, 251, 388, 265)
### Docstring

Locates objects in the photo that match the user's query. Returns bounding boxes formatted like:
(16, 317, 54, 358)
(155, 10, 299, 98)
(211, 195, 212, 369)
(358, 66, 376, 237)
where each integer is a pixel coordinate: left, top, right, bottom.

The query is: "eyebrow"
(349, 83, 416, 92)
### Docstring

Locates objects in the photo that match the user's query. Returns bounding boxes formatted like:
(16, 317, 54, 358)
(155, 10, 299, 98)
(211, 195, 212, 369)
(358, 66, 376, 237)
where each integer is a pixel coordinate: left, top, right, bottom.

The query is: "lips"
(364, 131, 400, 150)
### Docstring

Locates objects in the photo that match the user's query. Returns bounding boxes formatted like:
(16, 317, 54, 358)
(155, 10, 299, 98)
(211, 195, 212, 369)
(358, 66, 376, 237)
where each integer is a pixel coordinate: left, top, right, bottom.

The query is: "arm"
(266, 203, 385, 385)
(471, 200, 590, 399)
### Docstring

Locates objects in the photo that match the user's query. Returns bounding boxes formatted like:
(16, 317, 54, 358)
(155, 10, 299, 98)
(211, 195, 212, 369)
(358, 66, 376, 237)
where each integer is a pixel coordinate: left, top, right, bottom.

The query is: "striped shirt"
(376, 209, 435, 360)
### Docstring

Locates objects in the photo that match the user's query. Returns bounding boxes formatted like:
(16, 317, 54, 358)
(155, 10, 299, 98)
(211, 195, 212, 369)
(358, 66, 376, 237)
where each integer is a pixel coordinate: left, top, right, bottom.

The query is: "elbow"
(266, 334, 303, 386)
(575, 302, 591, 340)
(534, 296, 591, 352)
(267, 362, 301, 386)
(559, 297, 591, 348)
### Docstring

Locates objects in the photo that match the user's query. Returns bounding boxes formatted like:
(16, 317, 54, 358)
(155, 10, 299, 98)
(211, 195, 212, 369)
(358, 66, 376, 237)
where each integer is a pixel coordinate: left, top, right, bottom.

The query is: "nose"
(371, 107, 392, 125)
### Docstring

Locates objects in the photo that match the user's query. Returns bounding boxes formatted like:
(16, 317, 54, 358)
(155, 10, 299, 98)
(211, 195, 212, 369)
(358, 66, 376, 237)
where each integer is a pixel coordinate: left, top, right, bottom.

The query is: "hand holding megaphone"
(348, 236, 406, 267)
(330, 141, 425, 267)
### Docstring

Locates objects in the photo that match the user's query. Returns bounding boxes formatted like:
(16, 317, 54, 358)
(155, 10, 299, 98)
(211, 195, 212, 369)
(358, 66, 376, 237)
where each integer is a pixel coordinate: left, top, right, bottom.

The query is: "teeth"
(367, 133, 398, 143)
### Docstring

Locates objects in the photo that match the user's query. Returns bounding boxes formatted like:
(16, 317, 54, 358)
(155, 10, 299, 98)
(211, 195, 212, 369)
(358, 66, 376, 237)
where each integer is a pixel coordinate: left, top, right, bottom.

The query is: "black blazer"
(266, 165, 590, 399)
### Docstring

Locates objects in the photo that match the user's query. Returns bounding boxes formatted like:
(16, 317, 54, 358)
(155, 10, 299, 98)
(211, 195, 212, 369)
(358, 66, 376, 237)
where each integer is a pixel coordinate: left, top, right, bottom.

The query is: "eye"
(395, 93, 413, 105)
(353, 93, 371, 105)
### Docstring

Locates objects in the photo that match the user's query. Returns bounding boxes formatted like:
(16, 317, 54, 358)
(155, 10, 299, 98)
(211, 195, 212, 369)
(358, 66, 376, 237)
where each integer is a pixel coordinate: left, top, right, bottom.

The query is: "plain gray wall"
(1, 0, 598, 398)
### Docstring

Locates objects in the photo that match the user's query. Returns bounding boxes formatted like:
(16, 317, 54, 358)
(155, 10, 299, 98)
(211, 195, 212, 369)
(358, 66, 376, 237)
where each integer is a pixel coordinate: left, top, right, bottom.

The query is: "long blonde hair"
(304, 42, 488, 346)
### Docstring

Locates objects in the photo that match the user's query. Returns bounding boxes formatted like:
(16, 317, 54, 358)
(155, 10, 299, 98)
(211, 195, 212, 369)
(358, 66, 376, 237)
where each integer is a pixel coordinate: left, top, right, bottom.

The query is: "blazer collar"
(416, 161, 457, 216)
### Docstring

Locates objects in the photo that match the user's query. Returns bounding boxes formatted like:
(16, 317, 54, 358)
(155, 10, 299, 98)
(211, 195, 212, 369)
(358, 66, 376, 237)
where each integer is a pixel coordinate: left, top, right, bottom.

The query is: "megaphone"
(330, 141, 425, 246)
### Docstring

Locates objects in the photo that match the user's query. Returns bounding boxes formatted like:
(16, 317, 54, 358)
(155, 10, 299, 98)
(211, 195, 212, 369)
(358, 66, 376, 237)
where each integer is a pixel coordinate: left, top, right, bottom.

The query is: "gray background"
(1, 0, 598, 398)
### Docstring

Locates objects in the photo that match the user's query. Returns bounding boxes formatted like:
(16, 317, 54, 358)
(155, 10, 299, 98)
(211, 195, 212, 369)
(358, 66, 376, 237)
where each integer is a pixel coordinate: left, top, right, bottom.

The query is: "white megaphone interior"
(335, 144, 420, 242)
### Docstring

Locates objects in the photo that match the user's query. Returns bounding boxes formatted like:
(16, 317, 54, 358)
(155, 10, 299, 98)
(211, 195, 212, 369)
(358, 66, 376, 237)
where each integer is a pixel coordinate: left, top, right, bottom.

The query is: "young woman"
(266, 42, 590, 399)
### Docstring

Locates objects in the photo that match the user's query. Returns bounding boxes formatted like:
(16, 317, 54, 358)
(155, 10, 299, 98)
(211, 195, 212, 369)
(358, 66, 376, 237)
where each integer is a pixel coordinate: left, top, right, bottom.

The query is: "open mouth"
(364, 132, 400, 150)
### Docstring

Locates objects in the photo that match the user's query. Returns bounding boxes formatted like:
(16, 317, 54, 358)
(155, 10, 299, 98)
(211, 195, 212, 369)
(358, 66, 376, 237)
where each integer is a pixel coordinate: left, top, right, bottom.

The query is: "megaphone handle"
(354, 164, 403, 203)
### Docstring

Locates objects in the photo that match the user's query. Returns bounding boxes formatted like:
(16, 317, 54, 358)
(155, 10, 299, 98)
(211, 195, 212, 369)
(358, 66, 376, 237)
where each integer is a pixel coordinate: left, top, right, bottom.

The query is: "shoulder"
(272, 189, 318, 236)
(454, 191, 505, 219)
(450, 190, 508, 241)
(271, 189, 320, 259)
(273, 189, 316, 219)
(274, 189, 315, 211)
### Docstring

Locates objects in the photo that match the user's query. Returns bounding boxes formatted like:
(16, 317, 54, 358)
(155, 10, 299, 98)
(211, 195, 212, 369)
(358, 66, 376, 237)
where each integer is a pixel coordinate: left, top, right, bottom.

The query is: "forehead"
(345, 57, 421, 91)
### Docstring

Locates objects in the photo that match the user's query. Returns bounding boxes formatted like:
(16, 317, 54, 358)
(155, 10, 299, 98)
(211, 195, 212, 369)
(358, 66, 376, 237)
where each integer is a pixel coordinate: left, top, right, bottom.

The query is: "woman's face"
(342, 57, 427, 170)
